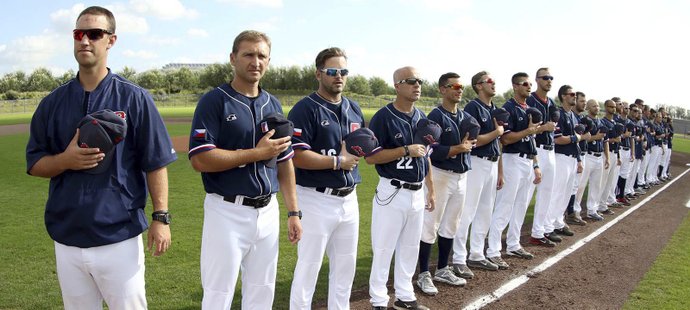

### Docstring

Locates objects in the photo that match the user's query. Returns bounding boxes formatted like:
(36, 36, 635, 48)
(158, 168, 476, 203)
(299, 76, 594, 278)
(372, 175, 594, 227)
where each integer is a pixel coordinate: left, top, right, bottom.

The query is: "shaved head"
(393, 66, 418, 83)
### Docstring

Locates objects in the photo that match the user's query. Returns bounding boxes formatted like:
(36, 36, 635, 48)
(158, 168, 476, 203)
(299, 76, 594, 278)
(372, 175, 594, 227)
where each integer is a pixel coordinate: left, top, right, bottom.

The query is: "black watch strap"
(287, 210, 302, 220)
(152, 210, 171, 224)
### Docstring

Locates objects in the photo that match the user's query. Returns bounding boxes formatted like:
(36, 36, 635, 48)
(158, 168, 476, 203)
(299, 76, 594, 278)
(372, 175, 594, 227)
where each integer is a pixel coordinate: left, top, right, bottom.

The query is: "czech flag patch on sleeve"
(193, 129, 207, 140)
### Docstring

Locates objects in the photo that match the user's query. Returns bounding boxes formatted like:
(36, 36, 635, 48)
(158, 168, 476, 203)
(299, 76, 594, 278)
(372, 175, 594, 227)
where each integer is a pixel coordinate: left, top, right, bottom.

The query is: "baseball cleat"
(487, 256, 509, 270)
(528, 236, 556, 247)
(565, 213, 587, 226)
(506, 248, 535, 260)
(434, 266, 466, 286)
(416, 271, 438, 296)
(554, 226, 574, 236)
(467, 259, 499, 271)
(544, 232, 562, 242)
(600, 208, 615, 215)
(587, 213, 604, 221)
(393, 299, 429, 310)
(452, 264, 475, 279)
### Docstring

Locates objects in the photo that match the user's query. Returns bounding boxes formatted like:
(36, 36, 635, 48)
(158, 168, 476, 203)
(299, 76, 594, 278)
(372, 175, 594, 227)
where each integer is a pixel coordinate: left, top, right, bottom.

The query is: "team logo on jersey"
(350, 122, 361, 132)
(294, 128, 303, 137)
(321, 119, 330, 126)
(226, 114, 237, 122)
(445, 127, 452, 132)
(395, 133, 403, 139)
(193, 129, 207, 140)
(519, 117, 523, 121)
(482, 118, 487, 122)
(114, 111, 126, 120)
(260, 121, 269, 133)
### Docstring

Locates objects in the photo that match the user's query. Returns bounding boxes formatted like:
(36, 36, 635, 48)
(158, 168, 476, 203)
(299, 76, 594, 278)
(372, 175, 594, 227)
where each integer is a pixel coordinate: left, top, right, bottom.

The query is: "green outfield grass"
(2, 112, 690, 309)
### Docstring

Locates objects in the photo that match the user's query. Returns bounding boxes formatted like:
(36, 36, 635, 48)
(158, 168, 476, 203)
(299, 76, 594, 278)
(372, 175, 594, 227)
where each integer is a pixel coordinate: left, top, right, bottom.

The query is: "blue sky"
(1, 0, 689, 109)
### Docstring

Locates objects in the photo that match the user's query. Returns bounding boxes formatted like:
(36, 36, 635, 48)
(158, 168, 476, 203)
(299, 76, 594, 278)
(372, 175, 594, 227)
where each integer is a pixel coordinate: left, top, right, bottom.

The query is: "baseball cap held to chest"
(414, 119, 442, 146)
(77, 109, 127, 174)
(260, 113, 294, 168)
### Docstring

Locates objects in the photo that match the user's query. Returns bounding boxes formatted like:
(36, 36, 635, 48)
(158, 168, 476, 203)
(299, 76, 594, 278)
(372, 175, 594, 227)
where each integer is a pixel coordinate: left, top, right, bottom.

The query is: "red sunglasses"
(514, 81, 531, 87)
(444, 83, 464, 90)
(73, 28, 113, 41)
(477, 78, 495, 85)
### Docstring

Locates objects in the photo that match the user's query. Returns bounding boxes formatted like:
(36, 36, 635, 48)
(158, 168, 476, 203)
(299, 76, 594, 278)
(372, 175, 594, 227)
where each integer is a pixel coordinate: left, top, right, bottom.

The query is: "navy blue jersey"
(501, 99, 537, 155)
(668, 124, 674, 148)
(427, 106, 472, 173)
(189, 84, 294, 198)
(288, 93, 365, 188)
(554, 108, 581, 158)
(368, 103, 430, 183)
(644, 118, 655, 150)
(634, 119, 645, 159)
(619, 118, 633, 148)
(26, 70, 178, 248)
(464, 98, 500, 157)
(601, 117, 619, 153)
(587, 117, 605, 153)
(527, 92, 555, 147)
(653, 122, 664, 146)
(575, 114, 588, 153)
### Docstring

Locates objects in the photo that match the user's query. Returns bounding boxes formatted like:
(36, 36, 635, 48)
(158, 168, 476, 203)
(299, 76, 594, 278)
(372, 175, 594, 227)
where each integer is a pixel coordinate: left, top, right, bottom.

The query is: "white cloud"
(50, 3, 86, 33)
(0, 32, 70, 72)
(122, 49, 158, 60)
(187, 28, 209, 38)
(146, 36, 182, 46)
(129, 0, 199, 20)
(216, 0, 283, 9)
(247, 17, 281, 32)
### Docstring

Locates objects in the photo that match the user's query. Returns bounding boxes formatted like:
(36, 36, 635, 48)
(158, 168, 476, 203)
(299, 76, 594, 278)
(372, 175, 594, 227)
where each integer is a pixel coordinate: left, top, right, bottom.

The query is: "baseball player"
(646, 109, 665, 185)
(659, 108, 672, 180)
(451, 71, 506, 273)
(600, 100, 622, 215)
(575, 99, 609, 221)
(566, 91, 592, 225)
(615, 102, 635, 206)
(639, 103, 655, 189)
(189, 30, 302, 309)
(287, 47, 364, 310)
(416, 72, 474, 296)
(367, 66, 434, 310)
(626, 104, 645, 198)
(487, 72, 541, 264)
(25, 6, 177, 309)
(662, 116, 674, 179)
(527, 68, 560, 246)
(545, 85, 583, 238)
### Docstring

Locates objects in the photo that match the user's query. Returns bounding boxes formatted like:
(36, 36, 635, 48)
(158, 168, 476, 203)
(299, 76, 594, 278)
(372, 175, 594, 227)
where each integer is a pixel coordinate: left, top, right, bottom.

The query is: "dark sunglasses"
(444, 83, 464, 90)
(397, 78, 423, 85)
(537, 75, 554, 81)
(514, 81, 531, 87)
(73, 28, 113, 41)
(566, 92, 576, 97)
(477, 78, 495, 85)
(320, 68, 349, 77)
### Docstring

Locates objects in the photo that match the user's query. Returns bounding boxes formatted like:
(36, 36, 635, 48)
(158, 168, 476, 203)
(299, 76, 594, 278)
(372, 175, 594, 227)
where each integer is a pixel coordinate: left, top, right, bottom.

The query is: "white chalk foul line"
(463, 167, 690, 310)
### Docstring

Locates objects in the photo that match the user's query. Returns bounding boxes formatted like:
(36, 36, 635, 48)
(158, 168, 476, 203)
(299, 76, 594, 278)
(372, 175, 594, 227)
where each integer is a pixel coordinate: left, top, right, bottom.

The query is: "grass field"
(1, 109, 689, 309)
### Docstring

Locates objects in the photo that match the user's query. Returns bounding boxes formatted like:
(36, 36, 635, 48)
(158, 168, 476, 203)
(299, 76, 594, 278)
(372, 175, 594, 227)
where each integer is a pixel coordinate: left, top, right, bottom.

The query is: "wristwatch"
(152, 210, 171, 225)
(287, 210, 302, 220)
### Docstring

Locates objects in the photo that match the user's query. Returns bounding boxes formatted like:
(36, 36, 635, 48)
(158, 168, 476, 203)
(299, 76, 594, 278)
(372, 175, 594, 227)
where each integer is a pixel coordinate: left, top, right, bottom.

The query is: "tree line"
(1, 65, 688, 120)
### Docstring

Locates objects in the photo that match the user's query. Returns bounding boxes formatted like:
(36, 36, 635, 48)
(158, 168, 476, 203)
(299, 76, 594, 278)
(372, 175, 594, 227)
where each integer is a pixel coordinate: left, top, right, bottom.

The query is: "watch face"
(153, 213, 171, 224)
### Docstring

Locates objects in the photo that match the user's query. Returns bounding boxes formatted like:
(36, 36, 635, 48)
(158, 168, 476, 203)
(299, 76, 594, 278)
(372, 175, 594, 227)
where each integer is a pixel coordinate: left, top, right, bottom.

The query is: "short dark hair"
(612, 97, 621, 103)
(557, 85, 572, 103)
(536, 67, 549, 77)
(315, 47, 347, 69)
(576, 91, 586, 101)
(511, 72, 529, 85)
(438, 72, 460, 89)
(77, 6, 116, 33)
(471, 71, 489, 93)
(232, 30, 271, 55)
(634, 98, 644, 105)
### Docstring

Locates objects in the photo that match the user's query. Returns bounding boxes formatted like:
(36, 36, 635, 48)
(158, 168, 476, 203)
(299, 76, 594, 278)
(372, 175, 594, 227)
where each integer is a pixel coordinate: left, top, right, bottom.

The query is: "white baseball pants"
(531, 146, 557, 239)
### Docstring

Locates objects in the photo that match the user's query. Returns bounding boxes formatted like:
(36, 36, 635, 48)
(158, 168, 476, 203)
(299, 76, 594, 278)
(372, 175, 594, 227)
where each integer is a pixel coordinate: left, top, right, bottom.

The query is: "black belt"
(557, 152, 578, 159)
(316, 186, 355, 197)
(518, 153, 535, 160)
(476, 155, 499, 162)
(537, 144, 554, 151)
(223, 195, 271, 208)
(621, 147, 630, 151)
(587, 151, 603, 157)
(390, 179, 423, 191)
(580, 152, 586, 156)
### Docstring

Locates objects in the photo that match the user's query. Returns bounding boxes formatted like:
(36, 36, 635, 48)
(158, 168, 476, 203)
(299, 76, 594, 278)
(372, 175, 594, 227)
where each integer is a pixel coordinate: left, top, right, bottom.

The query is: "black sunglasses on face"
(397, 78, 423, 85)
(73, 28, 113, 41)
(537, 75, 554, 81)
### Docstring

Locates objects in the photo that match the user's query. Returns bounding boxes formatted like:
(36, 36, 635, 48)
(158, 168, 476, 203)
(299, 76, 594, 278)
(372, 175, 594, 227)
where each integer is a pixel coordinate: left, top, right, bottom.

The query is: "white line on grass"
(463, 167, 690, 310)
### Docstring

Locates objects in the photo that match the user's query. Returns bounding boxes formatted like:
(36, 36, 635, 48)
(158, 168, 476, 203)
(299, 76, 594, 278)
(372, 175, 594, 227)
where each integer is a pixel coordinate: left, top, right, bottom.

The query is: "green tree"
(502, 89, 514, 102)
(283, 66, 302, 90)
(421, 80, 439, 98)
(26, 67, 58, 91)
(56, 70, 76, 85)
(137, 69, 166, 90)
(199, 63, 233, 89)
(461, 85, 478, 106)
(369, 76, 392, 96)
(0, 71, 27, 92)
(300, 65, 318, 91)
(345, 75, 371, 95)
(164, 68, 199, 93)
(117, 66, 137, 80)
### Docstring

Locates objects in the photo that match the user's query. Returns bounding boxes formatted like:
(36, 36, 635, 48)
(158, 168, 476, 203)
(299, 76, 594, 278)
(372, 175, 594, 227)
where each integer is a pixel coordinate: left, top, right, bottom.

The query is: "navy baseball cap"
(548, 105, 560, 123)
(460, 115, 481, 140)
(260, 113, 294, 168)
(526, 107, 543, 124)
(77, 109, 127, 174)
(491, 108, 510, 126)
(625, 122, 636, 133)
(574, 123, 586, 134)
(344, 127, 380, 157)
(598, 125, 609, 135)
(414, 119, 442, 146)
(581, 117, 594, 133)
(613, 123, 626, 137)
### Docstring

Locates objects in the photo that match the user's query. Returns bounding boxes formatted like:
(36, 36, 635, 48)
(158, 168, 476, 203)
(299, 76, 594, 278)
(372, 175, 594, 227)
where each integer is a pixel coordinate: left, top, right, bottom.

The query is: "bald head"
(393, 66, 418, 84)
(586, 99, 598, 109)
